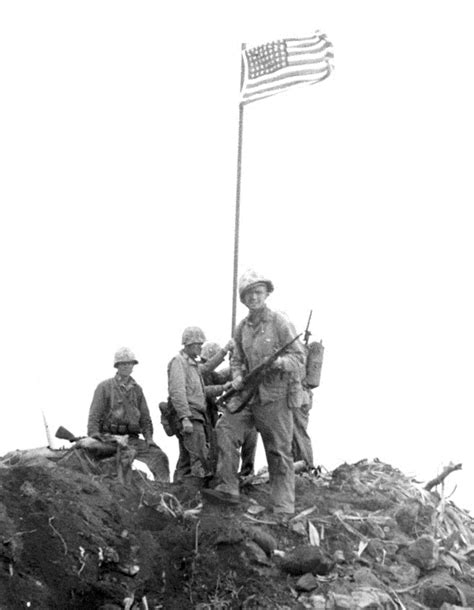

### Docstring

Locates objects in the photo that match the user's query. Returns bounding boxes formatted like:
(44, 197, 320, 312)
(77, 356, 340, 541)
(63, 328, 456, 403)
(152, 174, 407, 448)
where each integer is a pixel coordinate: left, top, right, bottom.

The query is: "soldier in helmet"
(200, 341, 234, 431)
(206, 270, 305, 516)
(200, 341, 258, 478)
(167, 327, 233, 486)
(87, 347, 170, 482)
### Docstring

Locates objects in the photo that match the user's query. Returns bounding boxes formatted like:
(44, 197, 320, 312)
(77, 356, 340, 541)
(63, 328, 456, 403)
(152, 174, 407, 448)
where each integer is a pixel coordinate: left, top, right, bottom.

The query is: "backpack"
(159, 397, 178, 437)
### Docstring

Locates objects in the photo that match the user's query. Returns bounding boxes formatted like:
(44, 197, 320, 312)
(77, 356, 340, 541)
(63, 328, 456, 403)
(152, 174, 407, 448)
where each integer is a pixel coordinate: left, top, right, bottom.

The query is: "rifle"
(55, 426, 120, 458)
(217, 333, 302, 412)
(303, 310, 312, 346)
(55, 426, 85, 443)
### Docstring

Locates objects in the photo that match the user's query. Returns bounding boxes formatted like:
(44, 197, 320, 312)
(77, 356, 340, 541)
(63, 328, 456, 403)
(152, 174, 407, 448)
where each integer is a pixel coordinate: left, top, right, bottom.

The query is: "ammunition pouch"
(127, 423, 141, 434)
(103, 422, 140, 436)
(159, 398, 179, 437)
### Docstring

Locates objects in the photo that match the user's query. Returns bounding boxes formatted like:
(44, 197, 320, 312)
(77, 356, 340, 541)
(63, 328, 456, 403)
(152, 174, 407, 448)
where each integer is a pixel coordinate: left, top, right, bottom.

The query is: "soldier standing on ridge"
(87, 347, 170, 482)
(292, 383, 315, 470)
(206, 270, 305, 516)
(167, 327, 233, 487)
(200, 341, 258, 478)
(200, 341, 233, 431)
(292, 337, 324, 470)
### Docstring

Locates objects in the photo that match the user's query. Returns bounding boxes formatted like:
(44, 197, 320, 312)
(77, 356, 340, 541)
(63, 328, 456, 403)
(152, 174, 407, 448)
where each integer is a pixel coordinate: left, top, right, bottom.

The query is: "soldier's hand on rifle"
(231, 375, 244, 390)
(181, 417, 193, 435)
(223, 381, 233, 391)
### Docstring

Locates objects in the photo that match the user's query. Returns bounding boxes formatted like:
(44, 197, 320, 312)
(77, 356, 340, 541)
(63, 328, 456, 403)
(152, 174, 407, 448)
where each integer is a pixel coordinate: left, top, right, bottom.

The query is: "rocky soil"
(1, 445, 473, 609)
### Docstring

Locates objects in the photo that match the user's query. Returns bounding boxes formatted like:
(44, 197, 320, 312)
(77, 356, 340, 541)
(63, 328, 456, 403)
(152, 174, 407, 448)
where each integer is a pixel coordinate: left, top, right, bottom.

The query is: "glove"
(181, 417, 193, 435)
(223, 381, 233, 391)
(231, 375, 244, 390)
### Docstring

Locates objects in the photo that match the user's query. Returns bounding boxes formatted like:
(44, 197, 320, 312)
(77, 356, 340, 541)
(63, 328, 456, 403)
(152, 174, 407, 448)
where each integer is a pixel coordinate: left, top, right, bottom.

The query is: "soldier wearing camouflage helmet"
(200, 340, 258, 479)
(206, 270, 305, 515)
(167, 327, 233, 486)
(87, 347, 170, 481)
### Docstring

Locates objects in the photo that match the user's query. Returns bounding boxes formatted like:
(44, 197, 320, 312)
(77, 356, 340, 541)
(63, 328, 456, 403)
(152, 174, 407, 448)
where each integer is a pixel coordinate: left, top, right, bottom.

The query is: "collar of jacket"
(114, 373, 136, 390)
(179, 349, 199, 367)
(245, 305, 271, 327)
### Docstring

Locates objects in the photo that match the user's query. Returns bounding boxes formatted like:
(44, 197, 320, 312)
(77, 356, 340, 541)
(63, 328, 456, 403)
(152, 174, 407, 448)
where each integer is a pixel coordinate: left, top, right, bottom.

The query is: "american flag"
(240, 31, 334, 104)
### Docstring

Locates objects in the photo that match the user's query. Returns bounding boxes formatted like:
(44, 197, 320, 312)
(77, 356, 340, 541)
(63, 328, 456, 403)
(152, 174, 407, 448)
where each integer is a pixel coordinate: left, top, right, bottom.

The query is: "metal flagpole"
(231, 45, 246, 335)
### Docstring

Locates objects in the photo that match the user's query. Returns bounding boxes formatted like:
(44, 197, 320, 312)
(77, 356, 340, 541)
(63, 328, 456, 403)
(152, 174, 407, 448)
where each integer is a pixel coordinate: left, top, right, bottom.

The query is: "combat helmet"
(201, 341, 221, 362)
(238, 269, 274, 303)
(182, 326, 206, 346)
(114, 347, 139, 367)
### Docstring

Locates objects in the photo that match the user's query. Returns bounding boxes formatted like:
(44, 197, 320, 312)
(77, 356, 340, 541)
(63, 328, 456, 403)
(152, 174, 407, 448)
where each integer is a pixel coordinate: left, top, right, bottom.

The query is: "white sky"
(1, 2, 473, 510)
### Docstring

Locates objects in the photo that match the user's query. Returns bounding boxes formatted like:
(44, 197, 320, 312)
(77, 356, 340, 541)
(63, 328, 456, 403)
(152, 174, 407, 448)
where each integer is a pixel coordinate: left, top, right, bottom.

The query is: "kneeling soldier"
(87, 347, 170, 482)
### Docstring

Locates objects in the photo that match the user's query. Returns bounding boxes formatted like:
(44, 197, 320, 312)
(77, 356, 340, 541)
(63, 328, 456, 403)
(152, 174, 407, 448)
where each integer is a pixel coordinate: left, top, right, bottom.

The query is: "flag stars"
(246, 40, 288, 79)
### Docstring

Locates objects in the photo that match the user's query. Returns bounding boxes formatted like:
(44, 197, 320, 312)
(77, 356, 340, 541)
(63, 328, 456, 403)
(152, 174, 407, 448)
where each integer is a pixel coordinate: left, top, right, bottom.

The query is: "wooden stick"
(424, 463, 462, 491)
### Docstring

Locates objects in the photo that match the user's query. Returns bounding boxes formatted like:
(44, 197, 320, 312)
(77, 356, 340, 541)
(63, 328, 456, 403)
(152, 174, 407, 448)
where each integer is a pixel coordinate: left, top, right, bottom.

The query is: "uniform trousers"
(292, 401, 315, 468)
(128, 436, 170, 482)
(173, 420, 210, 482)
(215, 396, 295, 513)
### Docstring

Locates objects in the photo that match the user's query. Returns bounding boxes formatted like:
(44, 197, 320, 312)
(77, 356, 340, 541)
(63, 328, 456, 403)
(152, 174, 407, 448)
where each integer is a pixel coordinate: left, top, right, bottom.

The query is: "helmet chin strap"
(248, 306, 266, 325)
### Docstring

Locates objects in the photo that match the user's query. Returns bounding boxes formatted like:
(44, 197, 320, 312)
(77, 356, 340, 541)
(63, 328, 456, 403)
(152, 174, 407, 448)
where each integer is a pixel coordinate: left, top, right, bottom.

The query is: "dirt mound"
(1, 449, 473, 609)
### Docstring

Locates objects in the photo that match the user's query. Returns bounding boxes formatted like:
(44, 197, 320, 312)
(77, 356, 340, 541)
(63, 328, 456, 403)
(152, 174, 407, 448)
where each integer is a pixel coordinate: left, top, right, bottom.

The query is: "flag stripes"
(241, 31, 334, 104)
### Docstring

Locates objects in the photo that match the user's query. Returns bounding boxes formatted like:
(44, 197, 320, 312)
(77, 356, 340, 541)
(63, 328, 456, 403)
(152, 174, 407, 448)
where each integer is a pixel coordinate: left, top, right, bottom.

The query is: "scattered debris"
(1, 451, 473, 608)
(425, 463, 463, 492)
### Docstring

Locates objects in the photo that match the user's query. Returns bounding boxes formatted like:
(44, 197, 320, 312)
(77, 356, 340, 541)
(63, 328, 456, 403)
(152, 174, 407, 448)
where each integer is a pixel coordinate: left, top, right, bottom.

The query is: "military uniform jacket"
(87, 374, 154, 438)
(201, 366, 231, 398)
(231, 306, 305, 406)
(168, 351, 208, 422)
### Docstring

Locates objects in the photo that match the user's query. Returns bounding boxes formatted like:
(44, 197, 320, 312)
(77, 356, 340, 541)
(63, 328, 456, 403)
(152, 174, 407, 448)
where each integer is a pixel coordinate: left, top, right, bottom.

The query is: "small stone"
(103, 547, 120, 563)
(366, 539, 385, 561)
(351, 587, 394, 609)
(295, 572, 319, 592)
(353, 567, 383, 588)
(280, 545, 333, 576)
(395, 501, 420, 536)
(290, 520, 308, 536)
(383, 541, 399, 557)
(405, 535, 439, 570)
(308, 594, 327, 609)
(244, 540, 271, 565)
(329, 592, 353, 609)
(420, 582, 460, 608)
(245, 526, 277, 555)
(388, 561, 420, 586)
